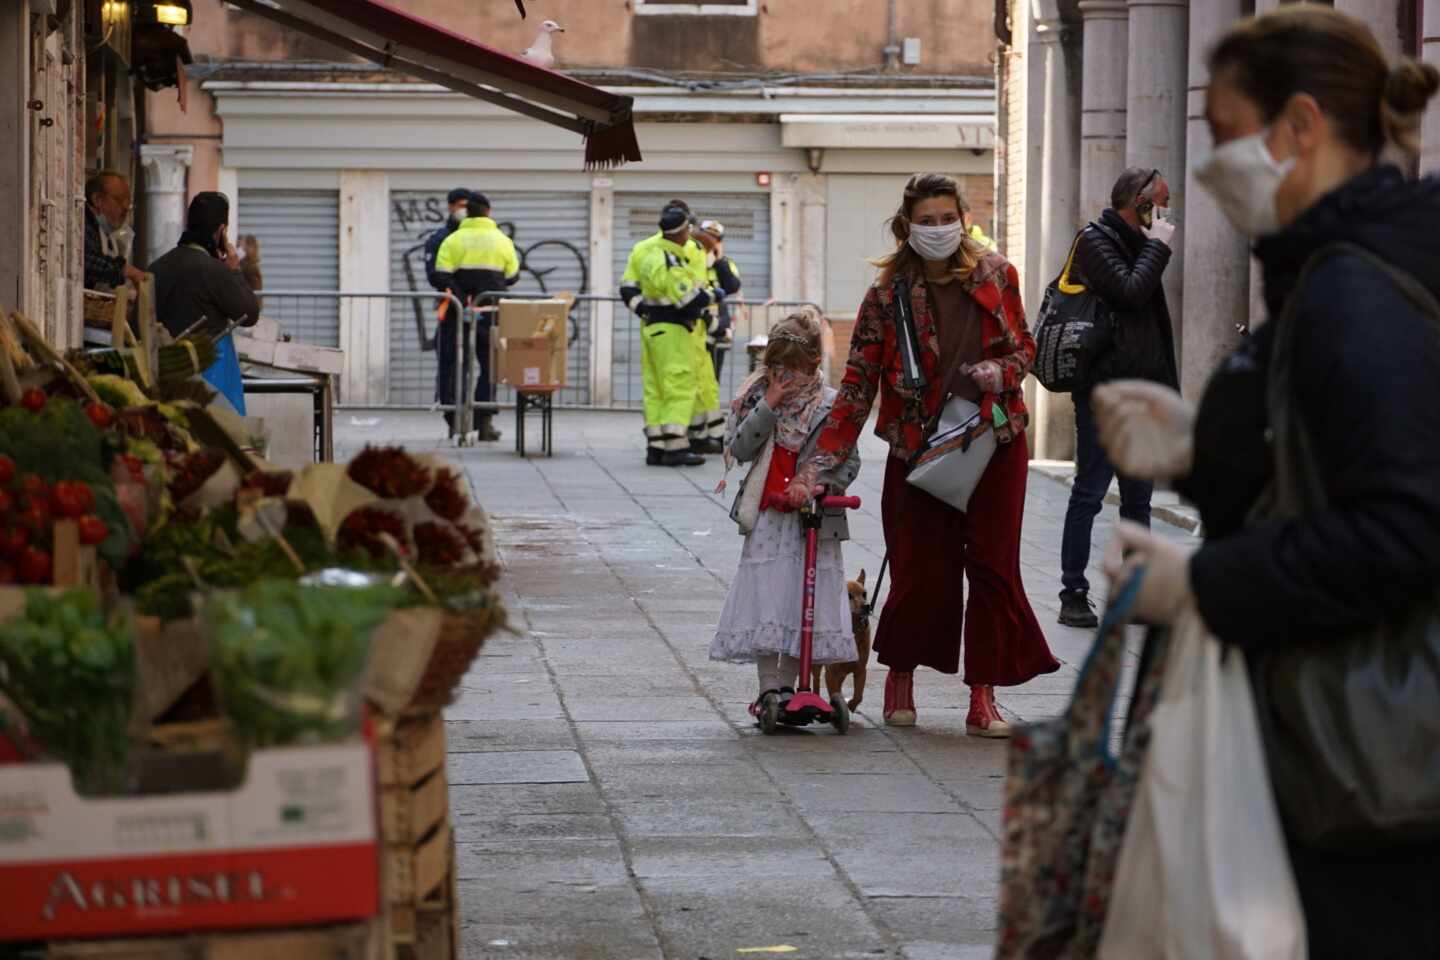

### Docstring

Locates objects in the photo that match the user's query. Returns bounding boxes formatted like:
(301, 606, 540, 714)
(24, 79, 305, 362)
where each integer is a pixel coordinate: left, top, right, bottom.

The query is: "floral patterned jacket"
(800, 252, 1035, 483)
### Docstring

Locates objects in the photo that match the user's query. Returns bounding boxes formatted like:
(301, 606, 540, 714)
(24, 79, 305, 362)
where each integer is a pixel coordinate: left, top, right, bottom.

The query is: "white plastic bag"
(1099, 605, 1307, 960)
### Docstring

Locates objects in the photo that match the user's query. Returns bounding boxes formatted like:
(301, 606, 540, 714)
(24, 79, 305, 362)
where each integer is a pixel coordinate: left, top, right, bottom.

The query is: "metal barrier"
(250, 289, 830, 427)
(251, 289, 465, 412)
(580, 295, 830, 411)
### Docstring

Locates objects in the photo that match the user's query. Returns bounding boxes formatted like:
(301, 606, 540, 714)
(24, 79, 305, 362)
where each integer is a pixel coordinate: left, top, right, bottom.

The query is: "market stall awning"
(223, 0, 642, 169)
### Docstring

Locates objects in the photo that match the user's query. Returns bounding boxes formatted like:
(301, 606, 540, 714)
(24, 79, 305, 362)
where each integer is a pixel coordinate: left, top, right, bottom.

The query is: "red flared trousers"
(874, 436, 1060, 685)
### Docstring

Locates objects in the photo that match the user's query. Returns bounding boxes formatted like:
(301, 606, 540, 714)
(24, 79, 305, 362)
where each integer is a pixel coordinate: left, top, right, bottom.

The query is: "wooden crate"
(48, 921, 383, 960)
(374, 712, 457, 960)
(375, 713, 445, 790)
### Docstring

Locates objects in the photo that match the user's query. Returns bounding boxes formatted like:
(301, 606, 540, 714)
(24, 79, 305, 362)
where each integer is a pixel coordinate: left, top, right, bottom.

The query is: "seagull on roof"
(521, 20, 564, 68)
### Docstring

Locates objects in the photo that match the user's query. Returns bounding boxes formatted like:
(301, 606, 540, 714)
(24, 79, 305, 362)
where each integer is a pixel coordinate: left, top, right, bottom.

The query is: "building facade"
(1000, 0, 1440, 459)
(144, 0, 1003, 409)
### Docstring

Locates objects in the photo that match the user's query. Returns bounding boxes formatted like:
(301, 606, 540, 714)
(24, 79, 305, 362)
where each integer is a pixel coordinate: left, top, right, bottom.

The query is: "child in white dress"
(710, 313, 862, 713)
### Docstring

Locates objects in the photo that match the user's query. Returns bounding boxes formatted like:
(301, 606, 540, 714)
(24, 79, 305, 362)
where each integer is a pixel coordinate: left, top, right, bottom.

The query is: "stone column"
(1079, 2, 1129, 223)
(1180, 0, 1249, 399)
(140, 144, 193, 268)
(588, 173, 615, 406)
(1031, 1, 1082, 460)
(1334, 0, 1406, 60)
(1424, 0, 1440, 173)
(338, 170, 390, 406)
(1125, 0, 1189, 354)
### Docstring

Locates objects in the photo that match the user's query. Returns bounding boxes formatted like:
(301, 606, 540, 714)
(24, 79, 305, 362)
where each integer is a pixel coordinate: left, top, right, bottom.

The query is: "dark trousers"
(436, 319, 493, 427)
(874, 438, 1060, 685)
(1060, 391, 1153, 595)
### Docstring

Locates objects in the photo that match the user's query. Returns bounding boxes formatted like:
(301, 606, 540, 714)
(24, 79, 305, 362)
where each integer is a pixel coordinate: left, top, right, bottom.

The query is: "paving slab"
(334, 410, 1195, 959)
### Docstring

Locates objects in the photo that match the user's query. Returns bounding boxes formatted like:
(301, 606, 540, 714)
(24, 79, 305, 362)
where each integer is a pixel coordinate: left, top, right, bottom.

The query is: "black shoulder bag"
(1033, 223, 1121, 394)
(1251, 241, 1440, 851)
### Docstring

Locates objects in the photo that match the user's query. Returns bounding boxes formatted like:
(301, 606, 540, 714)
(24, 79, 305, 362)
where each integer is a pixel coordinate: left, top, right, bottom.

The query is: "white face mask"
(450, 207, 468, 222)
(1194, 127, 1296, 238)
(907, 221, 965, 261)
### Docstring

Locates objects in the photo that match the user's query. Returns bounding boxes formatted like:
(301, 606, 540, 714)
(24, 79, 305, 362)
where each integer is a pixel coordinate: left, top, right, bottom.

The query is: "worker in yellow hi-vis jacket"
(695, 218, 742, 448)
(619, 205, 713, 467)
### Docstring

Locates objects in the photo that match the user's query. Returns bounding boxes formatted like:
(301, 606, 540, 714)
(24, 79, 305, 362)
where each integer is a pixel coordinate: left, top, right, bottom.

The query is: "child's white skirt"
(710, 508, 857, 665)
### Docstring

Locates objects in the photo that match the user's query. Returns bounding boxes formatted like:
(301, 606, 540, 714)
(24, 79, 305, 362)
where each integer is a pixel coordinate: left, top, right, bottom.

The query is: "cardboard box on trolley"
(494, 296, 570, 389)
(0, 741, 380, 941)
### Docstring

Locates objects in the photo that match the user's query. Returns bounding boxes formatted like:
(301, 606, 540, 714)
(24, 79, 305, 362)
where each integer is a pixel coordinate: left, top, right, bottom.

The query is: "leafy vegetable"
(203, 581, 401, 748)
(0, 591, 135, 794)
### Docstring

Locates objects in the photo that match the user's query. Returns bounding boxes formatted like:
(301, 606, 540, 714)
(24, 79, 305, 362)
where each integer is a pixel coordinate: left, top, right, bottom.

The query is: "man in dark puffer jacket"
(1057, 167, 1180, 627)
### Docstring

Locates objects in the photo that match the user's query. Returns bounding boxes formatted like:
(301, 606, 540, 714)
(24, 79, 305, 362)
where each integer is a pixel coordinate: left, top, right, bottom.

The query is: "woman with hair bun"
(1095, 8, 1440, 955)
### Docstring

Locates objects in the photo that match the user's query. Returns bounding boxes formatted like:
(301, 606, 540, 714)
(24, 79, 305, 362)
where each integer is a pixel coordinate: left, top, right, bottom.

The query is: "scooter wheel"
(760, 694, 780, 735)
(830, 696, 850, 736)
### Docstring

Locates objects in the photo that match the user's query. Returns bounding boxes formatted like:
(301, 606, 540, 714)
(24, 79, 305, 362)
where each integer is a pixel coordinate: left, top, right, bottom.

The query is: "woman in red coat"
(789, 173, 1059, 732)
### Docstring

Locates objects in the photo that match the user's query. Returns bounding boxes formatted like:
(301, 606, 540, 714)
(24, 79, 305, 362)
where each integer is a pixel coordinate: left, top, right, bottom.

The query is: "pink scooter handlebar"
(762, 493, 863, 511)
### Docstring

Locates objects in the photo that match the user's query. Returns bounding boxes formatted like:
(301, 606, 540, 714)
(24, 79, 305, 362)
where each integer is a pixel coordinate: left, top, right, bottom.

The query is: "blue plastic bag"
(202, 333, 246, 415)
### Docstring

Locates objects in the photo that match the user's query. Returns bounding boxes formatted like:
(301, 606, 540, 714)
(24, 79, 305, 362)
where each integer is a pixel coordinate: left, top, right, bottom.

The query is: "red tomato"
(77, 515, 108, 546)
(20, 475, 46, 501)
(0, 454, 13, 486)
(0, 526, 30, 557)
(120, 454, 145, 481)
(20, 389, 45, 414)
(17, 499, 49, 532)
(50, 481, 94, 519)
(17, 547, 51, 585)
(84, 402, 115, 430)
(0, 489, 13, 516)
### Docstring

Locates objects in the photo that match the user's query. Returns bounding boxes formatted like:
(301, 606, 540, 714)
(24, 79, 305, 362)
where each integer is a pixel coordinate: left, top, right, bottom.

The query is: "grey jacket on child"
(727, 385, 862, 540)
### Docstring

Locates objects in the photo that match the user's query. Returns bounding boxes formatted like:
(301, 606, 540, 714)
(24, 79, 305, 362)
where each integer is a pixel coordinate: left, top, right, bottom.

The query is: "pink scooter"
(750, 492, 863, 735)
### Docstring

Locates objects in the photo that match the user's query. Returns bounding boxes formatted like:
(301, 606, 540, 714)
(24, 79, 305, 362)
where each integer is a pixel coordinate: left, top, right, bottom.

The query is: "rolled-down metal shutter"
(237, 189, 340, 347)
(388, 190, 591, 407)
(610, 193, 771, 409)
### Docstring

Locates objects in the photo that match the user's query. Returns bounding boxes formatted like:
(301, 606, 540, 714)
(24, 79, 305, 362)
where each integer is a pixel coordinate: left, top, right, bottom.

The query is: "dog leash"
(864, 554, 889, 617)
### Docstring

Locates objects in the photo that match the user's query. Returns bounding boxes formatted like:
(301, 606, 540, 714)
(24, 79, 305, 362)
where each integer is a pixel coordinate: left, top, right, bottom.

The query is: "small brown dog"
(811, 570, 872, 712)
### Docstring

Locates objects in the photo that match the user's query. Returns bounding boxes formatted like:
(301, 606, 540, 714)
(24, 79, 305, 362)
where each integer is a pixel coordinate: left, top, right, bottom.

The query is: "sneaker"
(1058, 590, 1099, 629)
(477, 417, 502, 442)
(662, 450, 705, 467)
(883, 670, 916, 727)
(966, 685, 1013, 738)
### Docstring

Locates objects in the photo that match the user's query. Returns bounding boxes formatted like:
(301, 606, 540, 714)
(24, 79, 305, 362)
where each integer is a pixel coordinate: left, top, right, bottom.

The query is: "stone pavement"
(336, 409, 1195, 960)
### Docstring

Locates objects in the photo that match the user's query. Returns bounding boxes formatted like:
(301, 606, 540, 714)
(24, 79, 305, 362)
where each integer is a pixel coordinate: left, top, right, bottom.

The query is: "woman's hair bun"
(1384, 59, 1440, 114)
(1380, 59, 1440, 156)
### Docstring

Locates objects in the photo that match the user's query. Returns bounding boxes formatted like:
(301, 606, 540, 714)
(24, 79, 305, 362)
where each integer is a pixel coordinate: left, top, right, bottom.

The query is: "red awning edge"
(227, 0, 642, 169)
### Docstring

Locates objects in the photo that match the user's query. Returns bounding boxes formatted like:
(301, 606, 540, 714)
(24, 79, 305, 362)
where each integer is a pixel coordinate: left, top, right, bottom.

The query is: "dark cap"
(659, 206, 689, 232)
(447, 188, 471, 205)
(468, 192, 491, 210)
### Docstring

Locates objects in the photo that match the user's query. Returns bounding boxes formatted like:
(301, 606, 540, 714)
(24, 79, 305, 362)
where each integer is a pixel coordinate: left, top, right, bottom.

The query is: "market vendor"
(149, 192, 259, 414)
(84, 171, 146, 291)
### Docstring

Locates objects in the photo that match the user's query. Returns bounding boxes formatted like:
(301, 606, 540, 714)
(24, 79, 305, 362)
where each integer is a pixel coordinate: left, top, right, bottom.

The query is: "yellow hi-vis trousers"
(641, 320, 699, 451)
(689, 318, 724, 441)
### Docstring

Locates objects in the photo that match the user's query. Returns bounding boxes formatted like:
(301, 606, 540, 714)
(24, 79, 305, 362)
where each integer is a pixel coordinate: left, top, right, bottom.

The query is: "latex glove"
(963, 359, 1004, 394)
(1142, 216, 1177, 247)
(1102, 520, 1196, 626)
(1091, 379, 1196, 482)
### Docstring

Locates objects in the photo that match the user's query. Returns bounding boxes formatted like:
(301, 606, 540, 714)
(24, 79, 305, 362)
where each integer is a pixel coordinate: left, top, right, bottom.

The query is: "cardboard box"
(0, 742, 379, 941)
(499, 336, 564, 389)
(495, 298, 567, 342)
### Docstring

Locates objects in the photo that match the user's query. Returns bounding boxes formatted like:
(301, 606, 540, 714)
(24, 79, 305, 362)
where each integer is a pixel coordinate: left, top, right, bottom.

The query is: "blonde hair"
(763, 311, 823, 370)
(873, 172, 988, 287)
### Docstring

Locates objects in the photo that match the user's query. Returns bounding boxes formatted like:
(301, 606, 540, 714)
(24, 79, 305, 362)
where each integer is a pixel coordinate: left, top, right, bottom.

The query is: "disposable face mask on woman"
(907, 221, 964, 261)
(1194, 127, 1296, 238)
